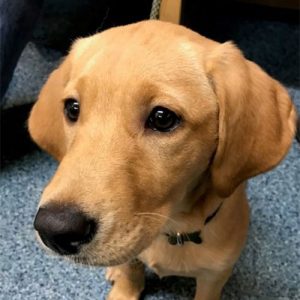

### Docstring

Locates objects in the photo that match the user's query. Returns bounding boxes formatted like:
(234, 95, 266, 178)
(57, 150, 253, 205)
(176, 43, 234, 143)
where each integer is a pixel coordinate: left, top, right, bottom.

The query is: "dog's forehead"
(63, 21, 217, 121)
(69, 21, 207, 83)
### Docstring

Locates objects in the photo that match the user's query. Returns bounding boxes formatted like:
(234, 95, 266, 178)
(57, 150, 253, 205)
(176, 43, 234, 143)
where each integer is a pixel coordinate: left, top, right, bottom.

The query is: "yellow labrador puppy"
(29, 20, 296, 300)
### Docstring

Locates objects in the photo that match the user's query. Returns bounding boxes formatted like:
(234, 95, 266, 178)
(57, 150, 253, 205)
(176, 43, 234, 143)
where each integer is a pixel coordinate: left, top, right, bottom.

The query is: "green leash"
(150, 0, 162, 19)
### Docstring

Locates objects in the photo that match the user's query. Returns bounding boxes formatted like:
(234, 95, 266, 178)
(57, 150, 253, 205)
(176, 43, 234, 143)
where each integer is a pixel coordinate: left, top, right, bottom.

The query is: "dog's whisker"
(135, 212, 180, 226)
(135, 212, 193, 235)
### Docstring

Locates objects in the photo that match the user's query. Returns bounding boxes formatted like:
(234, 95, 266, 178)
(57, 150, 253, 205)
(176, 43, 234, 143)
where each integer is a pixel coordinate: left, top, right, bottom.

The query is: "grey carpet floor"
(1, 89, 299, 299)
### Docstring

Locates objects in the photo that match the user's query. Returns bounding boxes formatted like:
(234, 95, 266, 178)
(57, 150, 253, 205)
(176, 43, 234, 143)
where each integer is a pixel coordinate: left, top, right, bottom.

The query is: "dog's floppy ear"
(28, 58, 70, 160)
(205, 42, 297, 197)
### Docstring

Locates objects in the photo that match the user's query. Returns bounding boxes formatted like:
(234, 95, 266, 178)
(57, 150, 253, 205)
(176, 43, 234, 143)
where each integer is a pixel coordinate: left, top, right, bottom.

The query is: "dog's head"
(28, 21, 296, 265)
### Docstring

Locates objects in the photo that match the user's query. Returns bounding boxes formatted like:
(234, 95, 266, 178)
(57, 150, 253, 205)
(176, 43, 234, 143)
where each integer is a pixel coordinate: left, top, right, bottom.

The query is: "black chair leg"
(0, 0, 44, 106)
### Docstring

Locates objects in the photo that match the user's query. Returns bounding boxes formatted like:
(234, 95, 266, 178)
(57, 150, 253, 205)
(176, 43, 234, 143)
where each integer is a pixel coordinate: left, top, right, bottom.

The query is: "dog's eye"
(64, 99, 80, 122)
(146, 106, 181, 132)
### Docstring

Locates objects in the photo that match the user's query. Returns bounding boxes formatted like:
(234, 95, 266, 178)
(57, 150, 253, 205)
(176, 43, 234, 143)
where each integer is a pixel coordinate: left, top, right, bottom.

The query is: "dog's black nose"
(34, 204, 97, 255)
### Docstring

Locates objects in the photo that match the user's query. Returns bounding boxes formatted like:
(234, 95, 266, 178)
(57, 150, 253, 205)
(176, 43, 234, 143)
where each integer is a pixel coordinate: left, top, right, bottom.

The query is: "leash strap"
(150, 0, 162, 19)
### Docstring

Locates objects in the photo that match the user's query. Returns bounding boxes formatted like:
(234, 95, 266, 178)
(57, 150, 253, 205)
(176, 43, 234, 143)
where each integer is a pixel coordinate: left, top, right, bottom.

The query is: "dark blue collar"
(165, 202, 223, 246)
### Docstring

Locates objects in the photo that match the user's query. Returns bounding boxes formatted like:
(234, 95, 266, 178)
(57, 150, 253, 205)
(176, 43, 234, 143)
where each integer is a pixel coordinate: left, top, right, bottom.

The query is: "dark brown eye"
(146, 106, 181, 132)
(64, 99, 80, 122)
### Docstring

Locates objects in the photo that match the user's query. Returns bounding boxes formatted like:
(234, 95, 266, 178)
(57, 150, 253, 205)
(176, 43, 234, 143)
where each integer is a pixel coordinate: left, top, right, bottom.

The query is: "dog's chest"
(138, 235, 209, 278)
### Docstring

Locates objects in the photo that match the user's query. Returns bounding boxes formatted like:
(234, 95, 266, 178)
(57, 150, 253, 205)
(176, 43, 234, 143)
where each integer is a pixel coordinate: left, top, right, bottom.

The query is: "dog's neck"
(164, 201, 223, 246)
(162, 174, 224, 245)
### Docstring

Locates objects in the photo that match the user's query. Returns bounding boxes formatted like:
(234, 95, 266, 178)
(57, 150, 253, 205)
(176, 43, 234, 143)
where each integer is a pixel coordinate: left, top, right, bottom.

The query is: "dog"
(28, 20, 297, 300)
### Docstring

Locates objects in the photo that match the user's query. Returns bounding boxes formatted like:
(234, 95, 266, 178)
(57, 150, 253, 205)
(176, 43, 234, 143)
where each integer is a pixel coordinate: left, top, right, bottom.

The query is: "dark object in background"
(0, 104, 37, 167)
(32, 0, 153, 53)
(0, 0, 44, 104)
(181, 0, 300, 87)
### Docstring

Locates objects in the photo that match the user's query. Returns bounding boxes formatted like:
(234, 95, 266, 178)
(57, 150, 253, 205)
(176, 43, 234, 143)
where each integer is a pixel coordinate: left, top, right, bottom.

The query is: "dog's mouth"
(35, 217, 161, 267)
(69, 248, 140, 267)
(65, 238, 150, 267)
(37, 232, 148, 266)
(34, 201, 168, 266)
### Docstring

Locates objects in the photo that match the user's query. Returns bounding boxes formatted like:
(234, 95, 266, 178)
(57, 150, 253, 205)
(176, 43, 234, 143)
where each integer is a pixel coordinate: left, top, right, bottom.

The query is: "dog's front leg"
(195, 268, 232, 300)
(105, 259, 145, 300)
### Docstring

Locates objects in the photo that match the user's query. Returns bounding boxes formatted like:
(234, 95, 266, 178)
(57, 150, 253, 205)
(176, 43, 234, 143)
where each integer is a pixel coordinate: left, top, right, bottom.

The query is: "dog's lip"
(71, 255, 89, 262)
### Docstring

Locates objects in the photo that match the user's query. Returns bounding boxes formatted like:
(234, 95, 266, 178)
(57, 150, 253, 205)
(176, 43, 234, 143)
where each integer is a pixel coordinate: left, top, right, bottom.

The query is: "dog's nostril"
(34, 204, 97, 255)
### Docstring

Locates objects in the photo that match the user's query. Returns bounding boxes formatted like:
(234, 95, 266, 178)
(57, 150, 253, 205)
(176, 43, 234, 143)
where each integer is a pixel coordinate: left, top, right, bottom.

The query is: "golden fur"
(28, 21, 296, 300)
